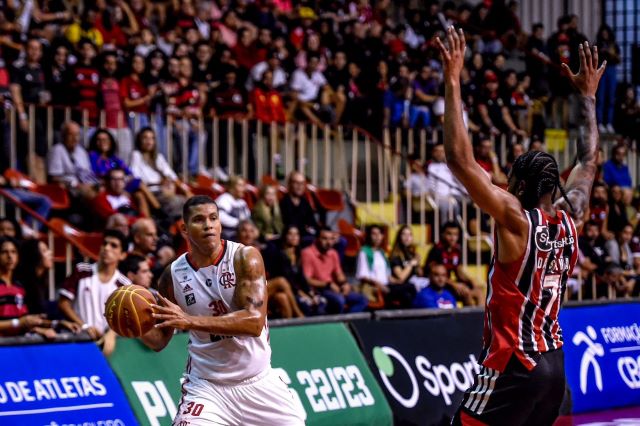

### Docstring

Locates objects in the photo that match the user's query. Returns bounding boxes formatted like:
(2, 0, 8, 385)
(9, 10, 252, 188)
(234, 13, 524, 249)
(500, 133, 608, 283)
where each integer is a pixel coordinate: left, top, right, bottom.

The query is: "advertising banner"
(351, 312, 484, 426)
(109, 323, 392, 426)
(0, 342, 137, 426)
(560, 302, 640, 413)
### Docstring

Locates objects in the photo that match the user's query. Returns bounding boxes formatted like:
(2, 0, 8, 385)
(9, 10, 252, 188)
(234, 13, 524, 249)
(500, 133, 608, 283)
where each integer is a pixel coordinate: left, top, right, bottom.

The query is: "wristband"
(11, 318, 19, 328)
(81, 323, 90, 331)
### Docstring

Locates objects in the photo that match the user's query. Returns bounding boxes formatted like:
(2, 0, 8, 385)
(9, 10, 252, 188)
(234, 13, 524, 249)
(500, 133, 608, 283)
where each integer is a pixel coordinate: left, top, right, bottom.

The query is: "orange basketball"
(105, 285, 157, 338)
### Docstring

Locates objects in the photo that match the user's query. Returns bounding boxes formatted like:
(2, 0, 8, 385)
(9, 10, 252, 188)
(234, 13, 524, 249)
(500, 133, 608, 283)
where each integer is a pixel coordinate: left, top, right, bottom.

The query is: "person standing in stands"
(71, 39, 101, 127)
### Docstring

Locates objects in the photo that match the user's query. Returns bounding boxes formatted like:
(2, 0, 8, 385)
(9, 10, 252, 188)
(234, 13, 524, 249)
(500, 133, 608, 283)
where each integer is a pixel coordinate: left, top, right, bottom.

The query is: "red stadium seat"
(244, 183, 259, 210)
(48, 218, 102, 260)
(4, 168, 70, 210)
(315, 188, 344, 212)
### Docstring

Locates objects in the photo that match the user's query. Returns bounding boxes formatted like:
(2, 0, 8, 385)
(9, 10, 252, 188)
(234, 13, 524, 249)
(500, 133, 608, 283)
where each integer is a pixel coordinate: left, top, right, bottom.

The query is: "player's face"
(0, 241, 18, 272)
(185, 203, 222, 254)
(99, 237, 125, 267)
(429, 265, 448, 288)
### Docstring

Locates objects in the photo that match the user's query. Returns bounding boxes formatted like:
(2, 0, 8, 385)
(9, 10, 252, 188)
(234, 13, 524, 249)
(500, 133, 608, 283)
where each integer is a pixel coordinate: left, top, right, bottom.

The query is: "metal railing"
(2, 105, 636, 302)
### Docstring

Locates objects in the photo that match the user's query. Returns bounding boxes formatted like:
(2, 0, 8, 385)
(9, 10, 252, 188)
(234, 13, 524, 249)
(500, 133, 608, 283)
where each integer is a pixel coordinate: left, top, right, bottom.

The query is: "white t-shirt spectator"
(426, 162, 466, 200)
(129, 150, 178, 190)
(215, 192, 251, 239)
(356, 248, 391, 286)
(290, 69, 327, 102)
(60, 263, 130, 333)
(47, 143, 96, 187)
(247, 62, 288, 90)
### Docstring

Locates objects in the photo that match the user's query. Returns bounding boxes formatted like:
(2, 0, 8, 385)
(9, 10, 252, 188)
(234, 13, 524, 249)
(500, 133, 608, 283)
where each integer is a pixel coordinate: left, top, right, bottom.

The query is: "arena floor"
(555, 406, 640, 425)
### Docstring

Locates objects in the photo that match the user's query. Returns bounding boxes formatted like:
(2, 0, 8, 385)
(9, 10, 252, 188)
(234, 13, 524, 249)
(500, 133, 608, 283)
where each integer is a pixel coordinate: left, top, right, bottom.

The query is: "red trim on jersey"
(185, 240, 227, 270)
(461, 411, 488, 426)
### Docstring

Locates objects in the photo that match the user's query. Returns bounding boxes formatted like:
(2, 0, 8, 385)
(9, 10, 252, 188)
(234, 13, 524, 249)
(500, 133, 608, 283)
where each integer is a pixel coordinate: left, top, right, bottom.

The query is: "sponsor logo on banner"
(561, 303, 640, 413)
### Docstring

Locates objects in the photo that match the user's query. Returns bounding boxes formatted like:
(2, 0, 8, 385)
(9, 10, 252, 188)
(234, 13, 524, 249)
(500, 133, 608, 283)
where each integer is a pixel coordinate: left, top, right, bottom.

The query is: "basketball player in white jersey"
(140, 195, 306, 425)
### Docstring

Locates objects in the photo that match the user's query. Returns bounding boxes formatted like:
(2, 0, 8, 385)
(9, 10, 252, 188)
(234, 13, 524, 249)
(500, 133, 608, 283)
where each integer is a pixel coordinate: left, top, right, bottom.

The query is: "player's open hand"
(152, 294, 194, 331)
(435, 27, 466, 84)
(561, 41, 606, 98)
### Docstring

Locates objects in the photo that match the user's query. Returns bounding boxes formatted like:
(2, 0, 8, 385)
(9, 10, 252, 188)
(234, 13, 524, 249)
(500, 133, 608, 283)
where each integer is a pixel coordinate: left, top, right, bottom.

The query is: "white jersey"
(170, 240, 271, 384)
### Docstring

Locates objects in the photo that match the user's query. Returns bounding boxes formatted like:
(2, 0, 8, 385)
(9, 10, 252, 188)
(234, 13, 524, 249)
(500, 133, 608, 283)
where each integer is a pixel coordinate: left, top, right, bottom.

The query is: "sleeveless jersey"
(170, 240, 271, 383)
(479, 208, 579, 372)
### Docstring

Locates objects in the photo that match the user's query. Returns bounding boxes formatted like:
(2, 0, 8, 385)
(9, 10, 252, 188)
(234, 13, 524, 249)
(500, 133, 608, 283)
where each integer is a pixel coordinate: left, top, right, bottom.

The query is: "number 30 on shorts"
(183, 401, 204, 416)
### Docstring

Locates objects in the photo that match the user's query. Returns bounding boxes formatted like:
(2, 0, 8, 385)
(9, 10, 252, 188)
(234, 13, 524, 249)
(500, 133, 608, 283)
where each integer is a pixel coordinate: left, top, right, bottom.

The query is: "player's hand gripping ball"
(105, 285, 156, 337)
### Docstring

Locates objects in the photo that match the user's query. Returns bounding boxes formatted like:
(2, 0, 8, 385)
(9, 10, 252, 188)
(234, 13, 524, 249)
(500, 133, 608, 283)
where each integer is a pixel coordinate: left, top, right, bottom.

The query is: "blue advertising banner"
(560, 302, 640, 413)
(0, 342, 137, 426)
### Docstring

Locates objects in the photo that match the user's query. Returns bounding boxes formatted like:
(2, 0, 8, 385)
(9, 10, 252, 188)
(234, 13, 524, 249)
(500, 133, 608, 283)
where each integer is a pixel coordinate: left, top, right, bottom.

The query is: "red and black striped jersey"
(479, 208, 579, 372)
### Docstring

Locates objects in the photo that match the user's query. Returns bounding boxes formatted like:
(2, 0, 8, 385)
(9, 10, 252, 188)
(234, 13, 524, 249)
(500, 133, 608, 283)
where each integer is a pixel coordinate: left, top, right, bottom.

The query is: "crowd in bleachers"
(0, 0, 638, 353)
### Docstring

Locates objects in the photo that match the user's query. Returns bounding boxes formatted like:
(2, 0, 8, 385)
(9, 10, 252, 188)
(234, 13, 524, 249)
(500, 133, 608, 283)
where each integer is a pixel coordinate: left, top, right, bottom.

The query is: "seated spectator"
(413, 263, 457, 309)
(47, 121, 99, 199)
(290, 54, 344, 125)
(607, 185, 629, 235)
(250, 70, 287, 123)
(578, 221, 607, 289)
(15, 239, 56, 317)
(280, 171, 319, 245)
(252, 184, 284, 242)
(389, 225, 430, 292)
(425, 222, 483, 306)
(0, 218, 21, 240)
(236, 220, 303, 318)
(383, 64, 413, 128)
(589, 182, 611, 239)
(301, 227, 368, 314)
(425, 144, 467, 223)
(247, 49, 288, 92)
(601, 262, 635, 299)
(614, 85, 640, 141)
(271, 225, 326, 316)
(129, 127, 192, 220)
(0, 237, 70, 338)
(209, 67, 249, 118)
(216, 175, 251, 240)
(119, 254, 153, 289)
(411, 64, 439, 128)
(476, 70, 527, 138)
(106, 213, 131, 238)
(473, 136, 508, 186)
(357, 225, 416, 309)
(94, 167, 150, 224)
(603, 145, 633, 203)
(605, 224, 636, 280)
(58, 230, 130, 355)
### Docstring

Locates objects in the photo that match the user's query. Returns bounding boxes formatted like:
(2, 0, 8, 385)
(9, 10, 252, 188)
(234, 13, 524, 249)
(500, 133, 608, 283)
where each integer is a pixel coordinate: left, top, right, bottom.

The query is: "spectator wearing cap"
(477, 69, 527, 138)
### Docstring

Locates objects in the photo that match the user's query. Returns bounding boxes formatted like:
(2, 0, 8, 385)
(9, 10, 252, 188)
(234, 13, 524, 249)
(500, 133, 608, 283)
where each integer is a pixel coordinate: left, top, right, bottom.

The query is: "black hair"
(0, 236, 18, 251)
(318, 225, 333, 235)
(511, 151, 574, 212)
(0, 217, 22, 240)
(364, 225, 384, 246)
(532, 23, 544, 32)
(119, 254, 147, 276)
(103, 229, 128, 252)
(441, 221, 460, 233)
(88, 128, 117, 158)
(584, 220, 599, 229)
(134, 127, 157, 157)
(106, 167, 126, 180)
(183, 195, 218, 223)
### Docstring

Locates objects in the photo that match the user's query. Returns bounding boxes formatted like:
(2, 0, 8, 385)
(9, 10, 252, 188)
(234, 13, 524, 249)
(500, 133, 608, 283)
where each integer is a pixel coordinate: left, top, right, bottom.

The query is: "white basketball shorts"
(173, 368, 306, 426)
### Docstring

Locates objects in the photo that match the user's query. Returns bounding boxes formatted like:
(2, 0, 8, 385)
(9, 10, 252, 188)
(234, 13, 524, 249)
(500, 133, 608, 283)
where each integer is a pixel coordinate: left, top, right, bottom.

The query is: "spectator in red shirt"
(233, 27, 260, 72)
(0, 237, 63, 338)
(94, 167, 149, 224)
(71, 39, 101, 126)
(425, 222, 483, 306)
(121, 54, 153, 131)
(301, 227, 368, 314)
(251, 70, 286, 123)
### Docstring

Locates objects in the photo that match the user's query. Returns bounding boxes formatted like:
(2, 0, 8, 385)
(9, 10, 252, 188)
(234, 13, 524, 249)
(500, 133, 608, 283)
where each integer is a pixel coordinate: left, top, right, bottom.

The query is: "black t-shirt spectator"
(389, 254, 420, 285)
(11, 62, 46, 104)
(325, 65, 350, 92)
(45, 65, 73, 106)
(209, 84, 248, 116)
(279, 195, 318, 238)
(579, 236, 607, 275)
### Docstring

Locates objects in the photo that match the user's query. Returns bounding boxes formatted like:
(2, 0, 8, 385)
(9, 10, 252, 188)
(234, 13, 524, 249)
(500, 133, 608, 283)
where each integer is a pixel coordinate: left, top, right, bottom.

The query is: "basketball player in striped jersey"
(140, 195, 305, 425)
(436, 28, 605, 425)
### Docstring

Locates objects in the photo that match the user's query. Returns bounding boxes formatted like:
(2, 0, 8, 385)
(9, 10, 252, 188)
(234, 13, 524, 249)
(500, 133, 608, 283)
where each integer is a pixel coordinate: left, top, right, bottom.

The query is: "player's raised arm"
(555, 42, 606, 230)
(152, 246, 267, 337)
(140, 266, 176, 351)
(435, 27, 526, 232)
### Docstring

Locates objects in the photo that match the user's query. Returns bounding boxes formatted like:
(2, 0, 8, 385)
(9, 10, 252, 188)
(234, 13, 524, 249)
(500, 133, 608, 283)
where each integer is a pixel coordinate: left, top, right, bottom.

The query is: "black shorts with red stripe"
(452, 349, 565, 426)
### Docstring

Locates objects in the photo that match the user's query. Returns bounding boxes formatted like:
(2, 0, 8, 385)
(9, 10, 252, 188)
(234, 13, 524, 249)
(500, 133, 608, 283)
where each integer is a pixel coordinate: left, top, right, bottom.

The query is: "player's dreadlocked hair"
(511, 151, 574, 212)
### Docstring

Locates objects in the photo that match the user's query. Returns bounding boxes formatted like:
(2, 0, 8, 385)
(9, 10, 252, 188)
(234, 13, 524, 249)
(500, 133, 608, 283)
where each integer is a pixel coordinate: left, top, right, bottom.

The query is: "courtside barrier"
(560, 301, 640, 413)
(351, 310, 484, 425)
(108, 323, 392, 426)
(0, 342, 137, 426)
